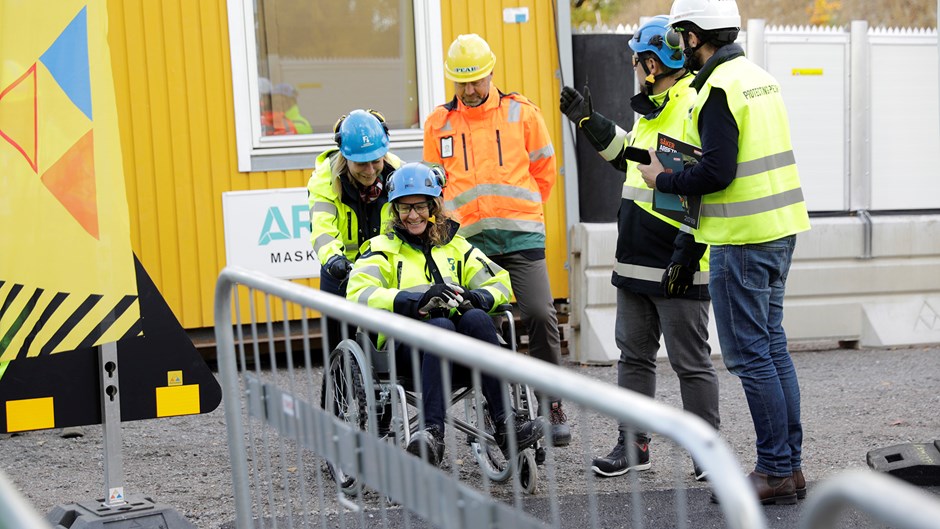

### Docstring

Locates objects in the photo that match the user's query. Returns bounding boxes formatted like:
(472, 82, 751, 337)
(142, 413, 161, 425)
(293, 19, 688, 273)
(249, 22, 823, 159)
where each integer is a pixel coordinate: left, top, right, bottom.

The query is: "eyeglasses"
(633, 55, 641, 67)
(395, 200, 433, 215)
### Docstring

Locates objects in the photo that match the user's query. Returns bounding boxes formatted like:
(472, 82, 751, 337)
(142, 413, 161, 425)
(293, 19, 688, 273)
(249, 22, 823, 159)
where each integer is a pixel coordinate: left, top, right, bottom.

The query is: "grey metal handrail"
(0, 470, 53, 529)
(801, 470, 940, 529)
(214, 265, 766, 529)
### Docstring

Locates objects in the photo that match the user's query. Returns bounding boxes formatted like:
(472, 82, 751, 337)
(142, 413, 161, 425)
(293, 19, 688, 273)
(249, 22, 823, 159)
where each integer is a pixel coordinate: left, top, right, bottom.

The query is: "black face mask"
(682, 40, 706, 71)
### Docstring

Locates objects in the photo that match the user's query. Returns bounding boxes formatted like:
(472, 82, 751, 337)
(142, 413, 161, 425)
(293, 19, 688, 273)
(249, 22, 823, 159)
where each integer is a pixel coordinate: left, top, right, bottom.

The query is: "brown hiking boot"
(748, 471, 797, 505)
(793, 468, 807, 499)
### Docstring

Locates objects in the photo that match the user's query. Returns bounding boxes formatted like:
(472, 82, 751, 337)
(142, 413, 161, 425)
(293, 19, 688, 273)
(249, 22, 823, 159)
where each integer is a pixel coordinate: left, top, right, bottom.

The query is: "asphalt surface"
(2, 341, 939, 529)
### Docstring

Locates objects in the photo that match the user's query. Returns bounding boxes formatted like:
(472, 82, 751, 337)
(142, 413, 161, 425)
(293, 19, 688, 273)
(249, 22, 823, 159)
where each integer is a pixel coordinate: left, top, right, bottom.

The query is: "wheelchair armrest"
(494, 303, 514, 314)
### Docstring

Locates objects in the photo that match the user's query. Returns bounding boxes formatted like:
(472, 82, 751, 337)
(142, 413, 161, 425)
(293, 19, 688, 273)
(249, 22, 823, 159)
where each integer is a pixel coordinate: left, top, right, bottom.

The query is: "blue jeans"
(709, 235, 802, 477)
(396, 309, 507, 431)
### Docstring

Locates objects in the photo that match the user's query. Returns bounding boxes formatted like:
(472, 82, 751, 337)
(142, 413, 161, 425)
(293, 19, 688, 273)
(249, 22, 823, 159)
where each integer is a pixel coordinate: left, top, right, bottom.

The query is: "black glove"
(417, 284, 465, 316)
(560, 85, 593, 126)
(661, 262, 695, 298)
(324, 255, 353, 281)
(458, 289, 490, 312)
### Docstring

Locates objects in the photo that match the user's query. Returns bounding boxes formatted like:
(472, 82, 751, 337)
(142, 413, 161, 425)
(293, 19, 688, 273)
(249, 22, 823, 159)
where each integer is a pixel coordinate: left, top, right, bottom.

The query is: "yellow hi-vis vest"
(621, 74, 709, 282)
(687, 57, 811, 245)
(346, 227, 512, 349)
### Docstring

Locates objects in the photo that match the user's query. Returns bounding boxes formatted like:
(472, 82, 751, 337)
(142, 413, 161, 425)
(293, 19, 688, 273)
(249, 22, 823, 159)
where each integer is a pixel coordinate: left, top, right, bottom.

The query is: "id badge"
(440, 136, 454, 159)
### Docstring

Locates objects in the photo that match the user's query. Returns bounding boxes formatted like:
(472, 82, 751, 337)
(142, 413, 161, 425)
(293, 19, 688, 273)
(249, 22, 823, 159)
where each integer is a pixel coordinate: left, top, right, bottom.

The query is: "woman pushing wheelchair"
(346, 161, 546, 467)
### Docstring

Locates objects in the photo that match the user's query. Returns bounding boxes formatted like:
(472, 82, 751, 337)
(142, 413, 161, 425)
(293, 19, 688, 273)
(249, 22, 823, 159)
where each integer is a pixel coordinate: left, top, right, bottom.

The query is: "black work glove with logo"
(560, 85, 594, 126)
(417, 284, 465, 317)
(661, 262, 695, 298)
(324, 255, 353, 282)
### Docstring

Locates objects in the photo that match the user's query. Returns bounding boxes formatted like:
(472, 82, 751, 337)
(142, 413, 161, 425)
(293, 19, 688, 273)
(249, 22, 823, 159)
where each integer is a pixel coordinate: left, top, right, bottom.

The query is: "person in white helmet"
(639, 0, 811, 505)
(560, 16, 718, 481)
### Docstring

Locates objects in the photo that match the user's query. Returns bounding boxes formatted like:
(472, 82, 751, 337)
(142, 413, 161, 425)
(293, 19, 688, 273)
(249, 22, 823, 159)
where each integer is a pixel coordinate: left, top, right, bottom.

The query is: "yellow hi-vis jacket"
(687, 57, 811, 245)
(423, 85, 556, 256)
(346, 220, 512, 348)
(618, 73, 709, 294)
(306, 148, 401, 266)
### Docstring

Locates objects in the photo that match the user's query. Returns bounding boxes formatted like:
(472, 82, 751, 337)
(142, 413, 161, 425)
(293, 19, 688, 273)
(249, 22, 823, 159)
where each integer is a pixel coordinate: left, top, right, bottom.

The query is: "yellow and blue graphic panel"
(0, 1, 220, 431)
(1, 1, 139, 358)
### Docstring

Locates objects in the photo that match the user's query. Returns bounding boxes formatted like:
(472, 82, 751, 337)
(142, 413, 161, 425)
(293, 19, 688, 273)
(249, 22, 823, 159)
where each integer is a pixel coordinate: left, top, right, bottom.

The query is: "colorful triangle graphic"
(39, 6, 92, 121)
(0, 64, 39, 173)
(41, 130, 98, 239)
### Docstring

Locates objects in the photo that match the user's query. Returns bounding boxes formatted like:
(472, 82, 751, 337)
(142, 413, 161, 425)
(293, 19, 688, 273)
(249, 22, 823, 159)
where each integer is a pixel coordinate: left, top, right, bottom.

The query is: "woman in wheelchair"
(346, 162, 546, 467)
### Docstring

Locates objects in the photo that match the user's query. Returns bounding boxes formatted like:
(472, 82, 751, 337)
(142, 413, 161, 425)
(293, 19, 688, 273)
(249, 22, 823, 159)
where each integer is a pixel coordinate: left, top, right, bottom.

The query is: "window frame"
(226, 0, 445, 172)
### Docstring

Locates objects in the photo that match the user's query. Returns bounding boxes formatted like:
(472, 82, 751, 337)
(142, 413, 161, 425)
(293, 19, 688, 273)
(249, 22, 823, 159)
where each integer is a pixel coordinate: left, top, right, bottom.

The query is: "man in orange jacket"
(423, 34, 570, 446)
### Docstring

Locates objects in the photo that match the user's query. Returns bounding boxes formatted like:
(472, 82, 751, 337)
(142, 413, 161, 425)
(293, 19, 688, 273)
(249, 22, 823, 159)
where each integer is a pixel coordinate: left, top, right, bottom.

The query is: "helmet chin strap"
(639, 60, 656, 93)
(682, 42, 705, 71)
(640, 60, 682, 94)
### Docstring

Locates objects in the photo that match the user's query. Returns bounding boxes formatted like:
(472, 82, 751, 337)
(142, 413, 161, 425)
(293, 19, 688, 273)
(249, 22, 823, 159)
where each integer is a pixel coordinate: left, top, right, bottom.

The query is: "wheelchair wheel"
(323, 340, 373, 495)
(471, 413, 539, 494)
(517, 449, 538, 494)
(470, 411, 512, 483)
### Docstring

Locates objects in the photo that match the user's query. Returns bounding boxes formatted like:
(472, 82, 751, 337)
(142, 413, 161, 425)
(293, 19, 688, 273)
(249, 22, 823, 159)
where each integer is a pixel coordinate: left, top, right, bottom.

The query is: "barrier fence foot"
(47, 494, 196, 529)
(866, 440, 940, 486)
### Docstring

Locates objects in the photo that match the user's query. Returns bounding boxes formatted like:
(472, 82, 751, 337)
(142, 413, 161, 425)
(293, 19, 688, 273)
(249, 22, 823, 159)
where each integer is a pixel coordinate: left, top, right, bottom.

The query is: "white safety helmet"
(669, 0, 741, 31)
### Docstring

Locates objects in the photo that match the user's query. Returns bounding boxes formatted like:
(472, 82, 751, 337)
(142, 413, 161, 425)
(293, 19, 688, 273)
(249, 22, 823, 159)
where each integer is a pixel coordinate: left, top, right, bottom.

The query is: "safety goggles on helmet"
(629, 15, 685, 70)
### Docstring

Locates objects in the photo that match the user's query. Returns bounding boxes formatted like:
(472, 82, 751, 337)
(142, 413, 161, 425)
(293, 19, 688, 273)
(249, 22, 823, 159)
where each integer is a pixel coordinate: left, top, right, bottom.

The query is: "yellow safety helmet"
(444, 34, 496, 82)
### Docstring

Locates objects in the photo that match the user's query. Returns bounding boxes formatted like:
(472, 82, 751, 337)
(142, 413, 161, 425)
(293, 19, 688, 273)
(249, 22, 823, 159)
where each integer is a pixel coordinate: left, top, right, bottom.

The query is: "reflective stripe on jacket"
(423, 86, 556, 256)
(346, 221, 512, 348)
(613, 74, 709, 297)
(306, 148, 401, 265)
(687, 57, 810, 245)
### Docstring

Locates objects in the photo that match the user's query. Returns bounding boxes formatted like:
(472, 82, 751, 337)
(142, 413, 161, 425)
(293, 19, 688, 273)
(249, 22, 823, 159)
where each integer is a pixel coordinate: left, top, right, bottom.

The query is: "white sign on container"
(222, 188, 320, 280)
(503, 7, 529, 24)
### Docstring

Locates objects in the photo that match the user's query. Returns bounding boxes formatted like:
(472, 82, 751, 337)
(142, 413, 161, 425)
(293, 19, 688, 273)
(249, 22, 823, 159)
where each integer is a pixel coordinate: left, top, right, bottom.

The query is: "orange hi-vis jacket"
(423, 86, 557, 257)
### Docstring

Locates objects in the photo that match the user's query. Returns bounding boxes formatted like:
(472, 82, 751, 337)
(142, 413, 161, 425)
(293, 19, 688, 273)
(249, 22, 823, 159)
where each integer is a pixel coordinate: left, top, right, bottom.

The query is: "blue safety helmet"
(386, 162, 446, 202)
(629, 15, 685, 70)
(334, 109, 390, 162)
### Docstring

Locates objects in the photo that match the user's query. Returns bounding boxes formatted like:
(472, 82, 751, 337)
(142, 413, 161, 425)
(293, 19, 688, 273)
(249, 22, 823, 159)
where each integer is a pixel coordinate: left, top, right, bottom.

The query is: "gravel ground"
(1, 341, 938, 528)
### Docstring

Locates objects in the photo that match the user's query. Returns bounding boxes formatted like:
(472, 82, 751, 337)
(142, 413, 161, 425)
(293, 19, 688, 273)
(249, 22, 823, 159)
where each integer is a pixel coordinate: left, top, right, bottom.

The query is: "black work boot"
(591, 432, 651, 477)
(495, 415, 546, 457)
(406, 425, 445, 467)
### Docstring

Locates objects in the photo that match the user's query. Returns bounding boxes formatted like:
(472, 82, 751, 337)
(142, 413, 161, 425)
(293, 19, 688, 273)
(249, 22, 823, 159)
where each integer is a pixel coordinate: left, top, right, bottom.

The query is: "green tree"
(570, 0, 625, 26)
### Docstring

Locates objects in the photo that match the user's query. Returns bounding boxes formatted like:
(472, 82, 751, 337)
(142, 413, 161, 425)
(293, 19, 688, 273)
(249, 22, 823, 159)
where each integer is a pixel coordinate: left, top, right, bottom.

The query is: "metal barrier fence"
(0, 469, 54, 529)
(214, 266, 765, 529)
(800, 470, 940, 529)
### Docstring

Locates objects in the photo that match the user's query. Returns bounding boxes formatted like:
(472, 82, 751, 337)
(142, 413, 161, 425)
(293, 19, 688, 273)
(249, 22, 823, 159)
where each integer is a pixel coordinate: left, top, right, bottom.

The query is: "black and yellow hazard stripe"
(0, 282, 140, 362)
(0, 257, 220, 433)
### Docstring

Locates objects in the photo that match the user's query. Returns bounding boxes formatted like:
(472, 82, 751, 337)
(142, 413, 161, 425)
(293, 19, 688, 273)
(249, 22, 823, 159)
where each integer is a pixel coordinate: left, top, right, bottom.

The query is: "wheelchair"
(321, 305, 543, 495)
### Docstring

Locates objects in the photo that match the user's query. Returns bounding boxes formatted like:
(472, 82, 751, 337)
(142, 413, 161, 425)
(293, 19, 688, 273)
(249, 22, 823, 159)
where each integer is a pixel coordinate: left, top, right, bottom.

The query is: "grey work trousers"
(490, 252, 561, 368)
(615, 288, 720, 442)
